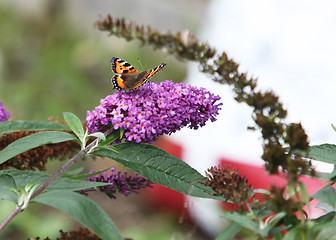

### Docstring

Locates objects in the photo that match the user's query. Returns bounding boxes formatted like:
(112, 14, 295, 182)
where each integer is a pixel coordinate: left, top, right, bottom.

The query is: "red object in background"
(146, 137, 327, 219)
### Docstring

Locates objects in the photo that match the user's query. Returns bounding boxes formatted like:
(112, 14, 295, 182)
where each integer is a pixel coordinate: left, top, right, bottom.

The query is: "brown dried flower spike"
(0, 130, 80, 171)
(203, 165, 254, 207)
(31, 227, 133, 240)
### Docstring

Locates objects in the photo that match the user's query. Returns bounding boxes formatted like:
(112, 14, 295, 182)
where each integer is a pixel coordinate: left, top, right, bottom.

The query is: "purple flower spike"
(87, 168, 153, 199)
(0, 101, 10, 123)
(86, 80, 222, 143)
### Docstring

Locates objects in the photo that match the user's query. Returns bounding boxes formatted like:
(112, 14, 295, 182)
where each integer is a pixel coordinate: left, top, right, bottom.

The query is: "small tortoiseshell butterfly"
(111, 57, 166, 91)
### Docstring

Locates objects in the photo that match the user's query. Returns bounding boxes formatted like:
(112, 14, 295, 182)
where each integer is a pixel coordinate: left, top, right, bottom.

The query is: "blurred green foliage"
(0, 5, 185, 121)
(0, 200, 76, 239)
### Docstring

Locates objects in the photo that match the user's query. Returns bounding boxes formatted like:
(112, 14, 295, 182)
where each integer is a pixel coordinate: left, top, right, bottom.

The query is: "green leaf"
(306, 144, 336, 164)
(63, 112, 84, 140)
(332, 124, 336, 132)
(17, 182, 40, 209)
(215, 222, 242, 240)
(282, 227, 301, 240)
(65, 167, 112, 180)
(92, 143, 222, 199)
(314, 212, 336, 224)
(0, 174, 18, 202)
(98, 129, 122, 147)
(95, 145, 120, 154)
(0, 120, 70, 134)
(119, 128, 124, 139)
(220, 212, 259, 233)
(269, 226, 288, 240)
(312, 186, 336, 211)
(262, 212, 286, 235)
(266, 212, 286, 227)
(314, 220, 336, 232)
(0, 170, 110, 191)
(0, 131, 78, 165)
(61, 167, 85, 177)
(316, 202, 335, 213)
(298, 182, 309, 204)
(34, 191, 123, 240)
(316, 222, 336, 240)
(89, 132, 106, 141)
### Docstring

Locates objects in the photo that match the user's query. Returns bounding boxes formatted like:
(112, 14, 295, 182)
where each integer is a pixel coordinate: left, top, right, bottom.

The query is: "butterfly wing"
(144, 63, 166, 79)
(111, 57, 139, 74)
(112, 73, 147, 91)
(111, 57, 166, 91)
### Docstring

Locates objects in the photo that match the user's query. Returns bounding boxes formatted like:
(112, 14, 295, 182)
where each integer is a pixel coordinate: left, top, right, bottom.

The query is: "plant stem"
(29, 140, 96, 199)
(0, 206, 22, 232)
(31, 128, 113, 199)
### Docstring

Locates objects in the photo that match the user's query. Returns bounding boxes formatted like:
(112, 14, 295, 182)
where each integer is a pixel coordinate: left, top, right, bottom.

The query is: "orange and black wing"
(144, 63, 166, 80)
(111, 57, 166, 91)
(112, 74, 146, 91)
(111, 57, 138, 74)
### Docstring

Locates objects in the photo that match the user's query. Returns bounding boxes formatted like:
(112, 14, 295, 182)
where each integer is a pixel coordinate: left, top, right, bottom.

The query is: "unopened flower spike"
(85, 168, 153, 199)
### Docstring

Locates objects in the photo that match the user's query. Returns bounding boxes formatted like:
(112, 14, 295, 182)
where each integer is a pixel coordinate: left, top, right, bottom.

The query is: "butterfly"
(111, 57, 166, 91)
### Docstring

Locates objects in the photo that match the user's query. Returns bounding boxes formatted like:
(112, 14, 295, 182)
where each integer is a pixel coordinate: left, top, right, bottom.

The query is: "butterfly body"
(111, 57, 166, 91)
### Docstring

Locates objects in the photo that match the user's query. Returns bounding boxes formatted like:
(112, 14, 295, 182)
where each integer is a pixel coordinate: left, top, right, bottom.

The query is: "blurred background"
(1, 0, 336, 239)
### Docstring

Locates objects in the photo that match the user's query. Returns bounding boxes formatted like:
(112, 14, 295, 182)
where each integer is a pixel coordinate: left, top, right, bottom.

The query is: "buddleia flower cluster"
(86, 80, 222, 143)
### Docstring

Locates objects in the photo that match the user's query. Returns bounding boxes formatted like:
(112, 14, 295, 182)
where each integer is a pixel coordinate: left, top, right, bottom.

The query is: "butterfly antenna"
(137, 57, 144, 71)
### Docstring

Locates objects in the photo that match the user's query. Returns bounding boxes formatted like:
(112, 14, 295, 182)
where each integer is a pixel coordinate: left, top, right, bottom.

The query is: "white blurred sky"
(170, 0, 336, 172)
